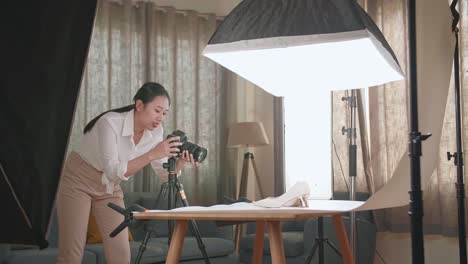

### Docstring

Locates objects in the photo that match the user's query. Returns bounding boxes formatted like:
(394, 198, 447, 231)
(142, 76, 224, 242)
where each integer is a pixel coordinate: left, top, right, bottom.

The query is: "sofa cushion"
(281, 220, 306, 232)
(240, 231, 304, 257)
(0, 245, 10, 263)
(85, 240, 168, 264)
(184, 221, 233, 238)
(137, 217, 233, 241)
(179, 253, 239, 264)
(85, 237, 234, 264)
(7, 247, 97, 264)
(152, 237, 234, 260)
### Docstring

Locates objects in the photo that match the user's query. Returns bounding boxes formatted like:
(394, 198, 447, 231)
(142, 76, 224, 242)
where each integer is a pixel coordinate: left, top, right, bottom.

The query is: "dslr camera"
(167, 130, 207, 163)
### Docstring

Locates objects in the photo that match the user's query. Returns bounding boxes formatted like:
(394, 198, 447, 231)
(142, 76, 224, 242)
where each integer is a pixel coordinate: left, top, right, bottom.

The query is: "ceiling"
(151, 0, 241, 16)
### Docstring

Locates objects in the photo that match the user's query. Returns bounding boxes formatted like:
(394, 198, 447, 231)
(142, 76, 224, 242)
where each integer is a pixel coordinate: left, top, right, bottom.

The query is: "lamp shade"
(203, 0, 404, 96)
(227, 122, 270, 148)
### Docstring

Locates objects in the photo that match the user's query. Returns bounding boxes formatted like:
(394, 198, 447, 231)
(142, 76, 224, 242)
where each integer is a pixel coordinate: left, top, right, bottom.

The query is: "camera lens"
(181, 142, 207, 163)
(192, 147, 207, 163)
(167, 130, 207, 163)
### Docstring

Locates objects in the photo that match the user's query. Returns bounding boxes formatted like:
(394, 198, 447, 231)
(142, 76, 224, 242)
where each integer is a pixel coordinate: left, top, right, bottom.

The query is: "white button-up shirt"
(76, 110, 168, 194)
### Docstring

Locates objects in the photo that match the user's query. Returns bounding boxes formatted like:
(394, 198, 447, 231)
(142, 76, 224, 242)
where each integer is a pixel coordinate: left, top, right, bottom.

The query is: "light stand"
(305, 91, 358, 264)
(408, 0, 431, 262)
(304, 217, 342, 264)
(447, 1, 466, 263)
(342, 89, 358, 260)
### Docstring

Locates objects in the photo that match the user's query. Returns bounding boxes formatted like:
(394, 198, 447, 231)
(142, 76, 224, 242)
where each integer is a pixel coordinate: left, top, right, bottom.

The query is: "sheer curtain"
(69, 0, 225, 206)
(332, 0, 468, 236)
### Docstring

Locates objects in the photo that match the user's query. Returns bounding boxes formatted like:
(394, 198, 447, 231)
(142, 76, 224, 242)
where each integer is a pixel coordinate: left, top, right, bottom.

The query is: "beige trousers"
(56, 152, 130, 264)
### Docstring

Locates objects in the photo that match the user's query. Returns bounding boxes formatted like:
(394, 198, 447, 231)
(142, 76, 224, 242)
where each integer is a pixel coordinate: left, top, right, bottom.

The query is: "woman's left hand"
(176, 150, 199, 173)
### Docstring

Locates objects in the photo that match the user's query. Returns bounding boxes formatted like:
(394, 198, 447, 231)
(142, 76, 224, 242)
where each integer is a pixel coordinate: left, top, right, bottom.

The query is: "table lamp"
(227, 121, 270, 199)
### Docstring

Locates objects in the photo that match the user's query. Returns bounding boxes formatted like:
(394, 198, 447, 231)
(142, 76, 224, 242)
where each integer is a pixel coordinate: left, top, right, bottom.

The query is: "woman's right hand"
(148, 136, 183, 160)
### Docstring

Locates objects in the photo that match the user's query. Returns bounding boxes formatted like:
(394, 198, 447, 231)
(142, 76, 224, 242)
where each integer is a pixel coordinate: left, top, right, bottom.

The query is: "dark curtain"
(0, 0, 96, 247)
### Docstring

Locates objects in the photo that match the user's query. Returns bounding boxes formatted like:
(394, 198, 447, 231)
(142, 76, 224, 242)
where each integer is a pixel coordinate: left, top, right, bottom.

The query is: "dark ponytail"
(83, 82, 170, 134)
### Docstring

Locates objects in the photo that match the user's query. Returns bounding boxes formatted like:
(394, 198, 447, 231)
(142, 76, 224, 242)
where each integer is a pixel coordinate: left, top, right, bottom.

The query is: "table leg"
(166, 220, 188, 264)
(234, 224, 242, 253)
(267, 221, 286, 264)
(332, 214, 354, 264)
(252, 221, 265, 264)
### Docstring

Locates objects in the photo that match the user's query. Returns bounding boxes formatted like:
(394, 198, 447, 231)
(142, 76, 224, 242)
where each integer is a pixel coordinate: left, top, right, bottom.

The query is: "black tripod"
(304, 217, 341, 264)
(108, 157, 211, 264)
(134, 157, 211, 264)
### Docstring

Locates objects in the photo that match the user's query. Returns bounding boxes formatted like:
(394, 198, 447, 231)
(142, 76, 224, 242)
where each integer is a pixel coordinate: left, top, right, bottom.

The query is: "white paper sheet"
(144, 200, 365, 214)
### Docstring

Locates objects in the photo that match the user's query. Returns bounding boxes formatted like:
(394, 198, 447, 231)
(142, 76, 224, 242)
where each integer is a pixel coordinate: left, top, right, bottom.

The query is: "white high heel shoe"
(253, 182, 310, 208)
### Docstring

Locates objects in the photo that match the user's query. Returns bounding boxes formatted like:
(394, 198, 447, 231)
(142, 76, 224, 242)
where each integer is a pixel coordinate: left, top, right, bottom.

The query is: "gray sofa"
(1, 192, 238, 264)
(239, 192, 377, 264)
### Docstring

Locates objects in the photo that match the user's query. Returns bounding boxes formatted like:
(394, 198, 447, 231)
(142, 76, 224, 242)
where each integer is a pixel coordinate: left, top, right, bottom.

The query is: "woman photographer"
(56, 82, 197, 263)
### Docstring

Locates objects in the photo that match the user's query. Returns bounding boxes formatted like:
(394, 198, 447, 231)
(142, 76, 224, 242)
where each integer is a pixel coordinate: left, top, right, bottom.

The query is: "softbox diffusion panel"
(0, 0, 96, 247)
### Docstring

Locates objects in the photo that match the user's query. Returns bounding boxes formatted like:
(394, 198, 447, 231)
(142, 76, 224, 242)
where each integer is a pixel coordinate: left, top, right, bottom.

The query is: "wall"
(151, 0, 240, 16)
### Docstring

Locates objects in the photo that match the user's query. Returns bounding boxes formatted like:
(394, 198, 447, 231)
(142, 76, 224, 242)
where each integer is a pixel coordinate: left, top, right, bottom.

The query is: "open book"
(253, 182, 310, 208)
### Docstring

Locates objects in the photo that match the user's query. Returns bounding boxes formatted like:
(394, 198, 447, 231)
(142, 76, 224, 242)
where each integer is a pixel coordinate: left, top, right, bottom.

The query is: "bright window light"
(284, 90, 332, 199)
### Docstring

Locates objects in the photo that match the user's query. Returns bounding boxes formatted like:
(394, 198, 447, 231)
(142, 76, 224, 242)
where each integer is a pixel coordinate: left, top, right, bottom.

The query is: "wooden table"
(133, 207, 354, 264)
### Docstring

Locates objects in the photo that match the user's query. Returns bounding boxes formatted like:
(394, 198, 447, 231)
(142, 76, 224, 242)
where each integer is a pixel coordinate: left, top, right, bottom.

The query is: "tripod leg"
(235, 154, 251, 253)
(305, 241, 320, 264)
(305, 217, 325, 264)
(304, 217, 343, 264)
(174, 179, 211, 264)
(188, 220, 211, 263)
(325, 239, 342, 257)
(135, 231, 152, 264)
(332, 215, 353, 264)
(134, 185, 168, 263)
(239, 153, 250, 198)
(155, 183, 168, 208)
(305, 238, 342, 264)
(318, 218, 324, 264)
(250, 154, 265, 198)
(167, 178, 176, 245)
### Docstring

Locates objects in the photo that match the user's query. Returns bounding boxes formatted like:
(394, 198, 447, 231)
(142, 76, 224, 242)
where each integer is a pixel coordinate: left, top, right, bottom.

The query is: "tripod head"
(163, 157, 178, 185)
(163, 157, 177, 174)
